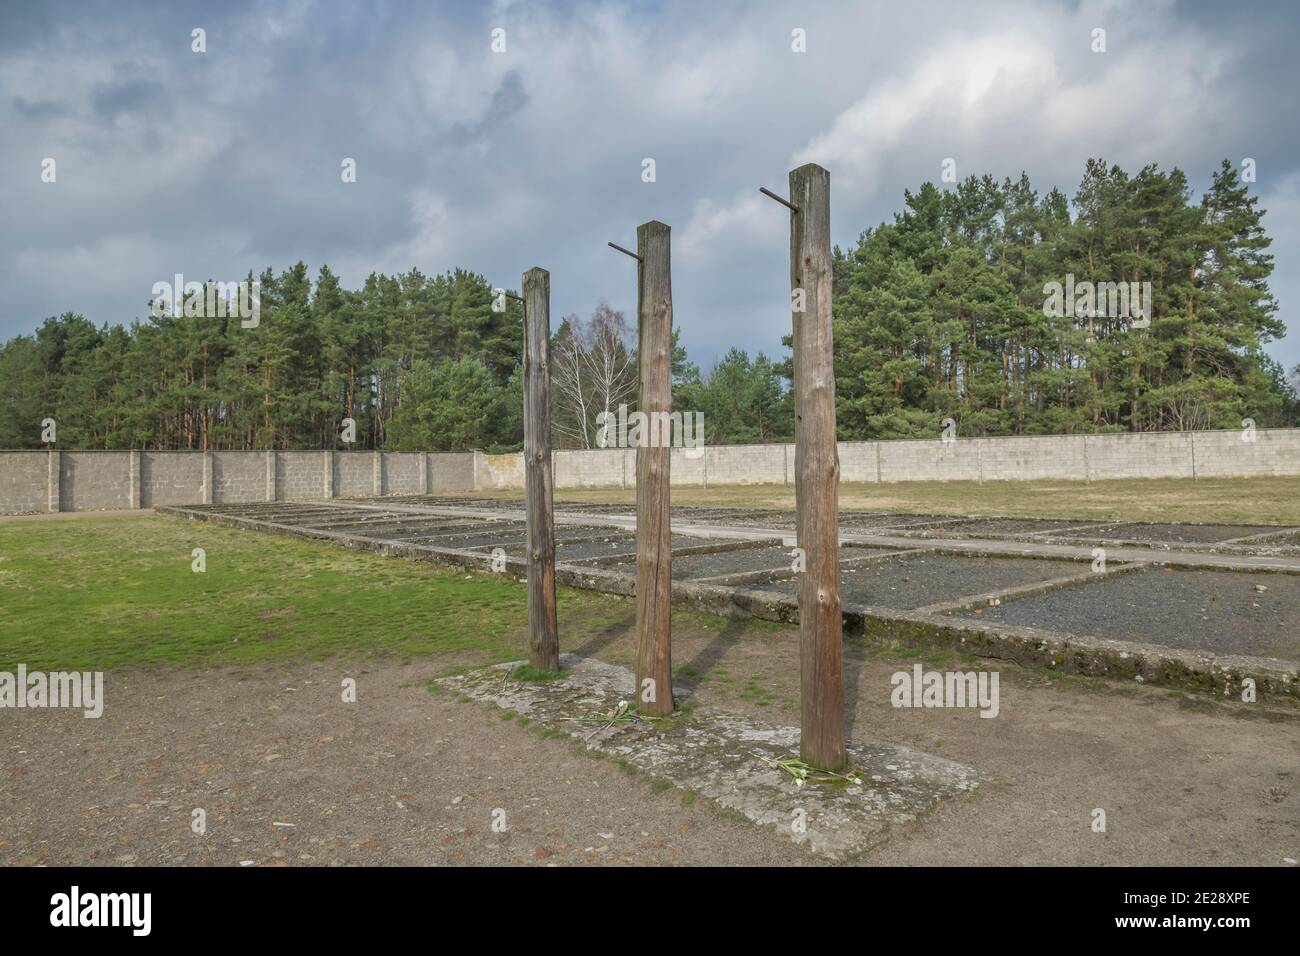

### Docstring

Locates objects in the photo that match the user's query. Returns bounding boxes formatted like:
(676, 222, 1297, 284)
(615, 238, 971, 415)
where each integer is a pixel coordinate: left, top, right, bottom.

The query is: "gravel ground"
(672, 544, 807, 578)
(869, 518, 984, 534)
(839, 513, 951, 531)
(943, 517, 1103, 536)
(1056, 522, 1277, 545)
(323, 518, 482, 535)
(502, 535, 637, 562)
(745, 554, 1087, 610)
(393, 528, 531, 549)
(709, 509, 798, 528)
(1232, 529, 1300, 546)
(955, 565, 1300, 660)
(515, 534, 712, 563)
(368, 497, 512, 509)
(597, 544, 894, 580)
(603, 544, 791, 579)
(0, 660, 805, 867)
(4, 623, 1296, 867)
(539, 503, 636, 514)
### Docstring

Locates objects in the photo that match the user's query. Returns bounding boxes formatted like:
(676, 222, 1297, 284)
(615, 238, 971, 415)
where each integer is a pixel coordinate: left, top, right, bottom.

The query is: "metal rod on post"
(785, 164, 845, 771)
(607, 241, 643, 262)
(626, 223, 674, 717)
(522, 268, 559, 672)
(759, 186, 800, 213)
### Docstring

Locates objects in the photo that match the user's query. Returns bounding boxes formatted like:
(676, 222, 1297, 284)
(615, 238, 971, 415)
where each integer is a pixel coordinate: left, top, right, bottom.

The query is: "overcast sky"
(2, 0, 1298, 373)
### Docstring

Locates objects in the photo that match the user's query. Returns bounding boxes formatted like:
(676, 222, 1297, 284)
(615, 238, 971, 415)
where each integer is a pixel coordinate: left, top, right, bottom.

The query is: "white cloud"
(679, 193, 782, 258)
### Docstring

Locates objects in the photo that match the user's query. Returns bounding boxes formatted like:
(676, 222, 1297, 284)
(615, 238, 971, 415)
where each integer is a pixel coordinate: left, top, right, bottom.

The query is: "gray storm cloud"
(0, 0, 1295, 371)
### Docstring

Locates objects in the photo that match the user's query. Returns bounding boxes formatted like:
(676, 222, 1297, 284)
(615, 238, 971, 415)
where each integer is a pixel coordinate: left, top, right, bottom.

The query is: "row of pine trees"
(832, 159, 1293, 437)
(0, 159, 1294, 451)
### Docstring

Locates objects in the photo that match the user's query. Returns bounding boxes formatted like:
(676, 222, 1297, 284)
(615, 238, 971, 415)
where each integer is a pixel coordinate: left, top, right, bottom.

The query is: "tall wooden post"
(789, 164, 845, 770)
(635, 221, 674, 717)
(523, 267, 559, 672)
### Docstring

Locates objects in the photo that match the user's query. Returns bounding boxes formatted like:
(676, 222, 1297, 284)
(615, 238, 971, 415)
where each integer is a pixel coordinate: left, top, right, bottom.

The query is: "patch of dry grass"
(471, 476, 1300, 526)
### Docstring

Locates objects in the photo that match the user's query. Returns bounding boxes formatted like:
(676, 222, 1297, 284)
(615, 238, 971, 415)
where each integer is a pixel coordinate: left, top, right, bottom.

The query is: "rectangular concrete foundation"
(438, 655, 978, 861)
(158, 498, 1300, 701)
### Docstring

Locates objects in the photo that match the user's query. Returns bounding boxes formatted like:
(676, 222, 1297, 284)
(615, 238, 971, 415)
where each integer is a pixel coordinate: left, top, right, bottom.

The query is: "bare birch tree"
(550, 303, 637, 449)
(551, 315, 593, 448)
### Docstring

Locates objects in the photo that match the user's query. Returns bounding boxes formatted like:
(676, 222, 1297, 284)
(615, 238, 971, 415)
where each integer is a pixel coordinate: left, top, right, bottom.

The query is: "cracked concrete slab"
(437, 654, 978, 861)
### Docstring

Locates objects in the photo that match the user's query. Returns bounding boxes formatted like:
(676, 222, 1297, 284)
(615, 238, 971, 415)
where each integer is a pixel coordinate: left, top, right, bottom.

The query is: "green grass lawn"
(0, 515, 636, 672)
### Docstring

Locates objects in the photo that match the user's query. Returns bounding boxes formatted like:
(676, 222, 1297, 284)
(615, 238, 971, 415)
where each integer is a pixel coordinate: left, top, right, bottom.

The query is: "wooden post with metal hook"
(608, 226, 673, 716)
(761, 166, 845, 770)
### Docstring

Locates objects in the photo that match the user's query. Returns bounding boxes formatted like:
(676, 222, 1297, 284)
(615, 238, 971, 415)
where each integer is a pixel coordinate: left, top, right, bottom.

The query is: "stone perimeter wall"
(2, 429, 1297, 513)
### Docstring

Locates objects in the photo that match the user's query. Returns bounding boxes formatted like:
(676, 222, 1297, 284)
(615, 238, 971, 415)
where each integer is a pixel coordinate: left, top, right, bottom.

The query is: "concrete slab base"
(161, 502, 1300, 699)
(437, 654, 979, 861)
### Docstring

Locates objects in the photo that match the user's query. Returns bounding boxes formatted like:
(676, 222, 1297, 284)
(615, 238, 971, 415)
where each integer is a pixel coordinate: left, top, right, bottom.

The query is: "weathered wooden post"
(765, 164, 845, 770)
(609, 224, 674, 717)
(522, 269, 559, 672)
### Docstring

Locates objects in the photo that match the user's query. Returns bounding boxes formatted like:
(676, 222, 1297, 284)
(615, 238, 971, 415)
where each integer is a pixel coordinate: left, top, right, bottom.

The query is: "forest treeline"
(0, 158, 1295, 451)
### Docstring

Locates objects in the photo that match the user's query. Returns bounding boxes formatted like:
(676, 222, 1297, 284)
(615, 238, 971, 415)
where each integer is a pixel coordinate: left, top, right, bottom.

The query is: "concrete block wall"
(429, 452, 475, 494)
(210, 451, 267, 504)
(60, 451, 134, 511)
(974, 436, 1088, 482)
(1190, 428, 1300, 478)
(276, 451, 326, 500)
(476, 427, 1300, 490)
(703, 442, 786, 485)
(875, 438, 979, 483)
(1084, 431, 1193, 481)
(141, 452, 206, 507)
(0, 452, 52, 513)
(3, 428, 1299, 513)
(837, 442, 876, 483)
(383, 452, 425, 495)
(474, 451, 526, 490)
(553, 449, 626, 488)
(333, 451, 374, 497)
(671, 447, 705, 486)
